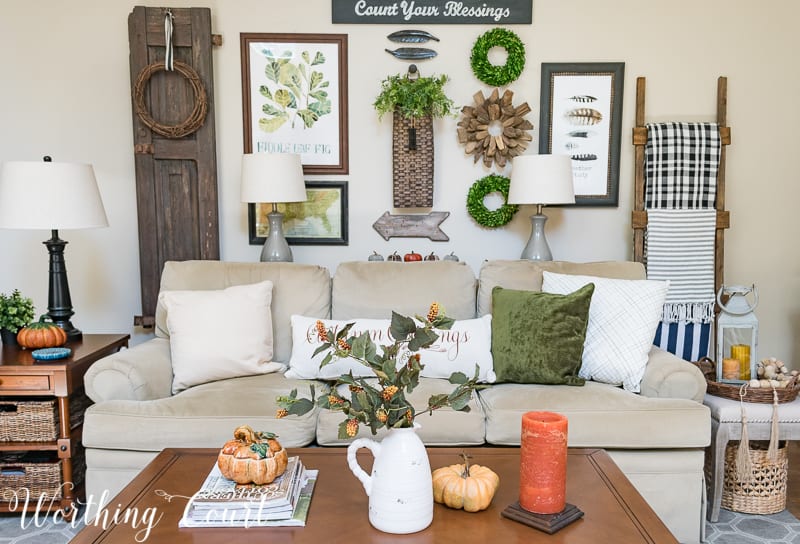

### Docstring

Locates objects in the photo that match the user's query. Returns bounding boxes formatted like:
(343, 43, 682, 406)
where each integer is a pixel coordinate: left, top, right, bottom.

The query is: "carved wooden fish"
(387, 30, 440, 43)
(385, 47, 438, 60)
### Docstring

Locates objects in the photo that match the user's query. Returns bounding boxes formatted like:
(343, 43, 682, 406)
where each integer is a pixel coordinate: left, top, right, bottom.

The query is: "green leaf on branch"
(390, 312, 416, 341)
(259, 85, 273, 100)
(350, 332, 370, 359)
(448, 371, 468, 385)
(302, 51, 311, 64)
(408, 327, 438, 352)
(288, 397, 315, 416)
(262, 103, 283, 116)
(311, 51, 325, 65)
(308, 99, 331, 117)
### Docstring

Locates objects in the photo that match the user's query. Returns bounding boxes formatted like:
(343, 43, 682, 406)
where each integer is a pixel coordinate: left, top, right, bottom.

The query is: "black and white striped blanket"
(645, 122, 720, 209)
(645, 209, 717, 323)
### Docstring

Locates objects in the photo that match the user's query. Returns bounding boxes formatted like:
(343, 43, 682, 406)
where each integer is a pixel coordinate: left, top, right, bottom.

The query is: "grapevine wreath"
(466, 174, 519, 228)
(470, 28, 525, 87)
(134, 60, 208, 139)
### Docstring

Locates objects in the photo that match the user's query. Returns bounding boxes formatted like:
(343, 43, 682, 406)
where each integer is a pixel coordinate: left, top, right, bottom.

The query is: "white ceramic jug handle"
(347, 438, 381, 496)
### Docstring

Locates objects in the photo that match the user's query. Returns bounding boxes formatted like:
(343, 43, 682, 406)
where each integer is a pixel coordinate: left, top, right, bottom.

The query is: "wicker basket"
(722, 440, 788, 514)
(0, 452, 62, 502)
(0, 399, 57, 442)
(392, 112, 434, 208)
(0, 393, 93, 442)
(694, 358, 800, 404)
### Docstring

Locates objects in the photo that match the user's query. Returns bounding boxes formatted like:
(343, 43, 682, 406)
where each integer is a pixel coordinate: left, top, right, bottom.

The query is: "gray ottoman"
(703, 393, 800, 521)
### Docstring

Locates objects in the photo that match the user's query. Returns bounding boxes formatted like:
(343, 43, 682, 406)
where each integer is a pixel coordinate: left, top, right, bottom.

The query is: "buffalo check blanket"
(644, 122, 720, 209)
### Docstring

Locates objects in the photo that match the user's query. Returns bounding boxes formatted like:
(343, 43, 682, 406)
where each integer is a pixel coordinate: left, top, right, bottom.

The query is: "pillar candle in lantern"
(520, 411, 568, 514)
(731, 344, 751, 380)
(722, 358, 739, 380)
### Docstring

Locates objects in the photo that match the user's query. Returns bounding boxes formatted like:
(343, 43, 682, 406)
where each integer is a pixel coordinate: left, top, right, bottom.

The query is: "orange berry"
(345, 418, 359, 437)
(316, 320, 329, 342)
(382, 385, 399, 401)
(427, 302, 440, 323)
(275, 408, 288, 419)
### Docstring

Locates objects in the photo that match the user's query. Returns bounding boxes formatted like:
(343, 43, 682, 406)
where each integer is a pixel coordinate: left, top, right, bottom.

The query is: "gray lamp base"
(520, 213, 553, 261)
(260, 211, 293, 262)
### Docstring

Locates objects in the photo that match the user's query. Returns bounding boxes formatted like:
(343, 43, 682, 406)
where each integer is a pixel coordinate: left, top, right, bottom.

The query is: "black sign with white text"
(332, 0, 532, 24)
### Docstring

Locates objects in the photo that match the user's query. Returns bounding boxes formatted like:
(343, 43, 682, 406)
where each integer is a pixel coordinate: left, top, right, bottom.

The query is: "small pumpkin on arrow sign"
(372, 211, 450, 241)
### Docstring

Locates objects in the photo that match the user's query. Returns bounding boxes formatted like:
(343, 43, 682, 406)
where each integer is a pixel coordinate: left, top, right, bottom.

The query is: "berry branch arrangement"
(276, 303, 485, 440)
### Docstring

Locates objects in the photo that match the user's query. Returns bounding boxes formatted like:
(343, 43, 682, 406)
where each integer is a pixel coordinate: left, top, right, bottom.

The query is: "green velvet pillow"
(491, 283, 594, 385)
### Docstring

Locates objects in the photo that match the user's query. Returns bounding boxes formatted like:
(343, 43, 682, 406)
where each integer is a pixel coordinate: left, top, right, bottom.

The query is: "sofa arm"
(639, 346, 707, 402)
(84, 338, 173, 402)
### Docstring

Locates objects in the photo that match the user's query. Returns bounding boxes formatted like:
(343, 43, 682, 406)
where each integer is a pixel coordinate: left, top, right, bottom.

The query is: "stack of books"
(179, 456, 317, 527)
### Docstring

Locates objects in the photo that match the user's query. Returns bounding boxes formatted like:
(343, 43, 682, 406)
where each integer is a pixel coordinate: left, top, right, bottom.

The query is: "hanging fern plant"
(373, 74, 456, 120)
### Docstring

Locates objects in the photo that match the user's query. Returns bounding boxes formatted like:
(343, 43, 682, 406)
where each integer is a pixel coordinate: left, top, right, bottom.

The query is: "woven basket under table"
(392, 112, 434, 208)
(0, 452, 63, 502)
(722, 440, 788, 515)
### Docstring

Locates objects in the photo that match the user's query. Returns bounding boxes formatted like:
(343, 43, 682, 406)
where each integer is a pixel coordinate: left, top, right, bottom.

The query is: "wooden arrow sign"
(372, 211, 450, 241)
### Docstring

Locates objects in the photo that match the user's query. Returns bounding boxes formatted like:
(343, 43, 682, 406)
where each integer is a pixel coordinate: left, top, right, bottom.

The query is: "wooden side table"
(0, 334, 129, 519)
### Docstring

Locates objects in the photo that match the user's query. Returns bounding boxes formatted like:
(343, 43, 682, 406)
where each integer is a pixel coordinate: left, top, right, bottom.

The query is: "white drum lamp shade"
(508, 154, 575, 261)
(0, 161, 108, 230)
(240, 153, 307, 262)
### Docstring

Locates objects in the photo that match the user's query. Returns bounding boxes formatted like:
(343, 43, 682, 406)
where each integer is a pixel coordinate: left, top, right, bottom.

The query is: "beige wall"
(1, 0, 797, 362)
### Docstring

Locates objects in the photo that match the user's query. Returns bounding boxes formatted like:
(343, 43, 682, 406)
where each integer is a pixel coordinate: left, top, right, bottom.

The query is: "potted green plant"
(0, 289, 35, 345)
(373, 71, 455, 208)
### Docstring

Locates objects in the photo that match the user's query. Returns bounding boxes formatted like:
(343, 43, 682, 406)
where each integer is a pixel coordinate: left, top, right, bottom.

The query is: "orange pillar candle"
(520, 411, 568, 514)
(722, 358, 739, 380)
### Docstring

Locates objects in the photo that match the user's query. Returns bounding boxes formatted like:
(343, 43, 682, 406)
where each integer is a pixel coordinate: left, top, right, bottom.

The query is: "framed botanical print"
(240, 33, 349, 174)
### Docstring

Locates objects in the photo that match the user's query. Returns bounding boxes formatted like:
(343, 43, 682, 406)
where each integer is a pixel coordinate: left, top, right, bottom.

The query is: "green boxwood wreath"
(467, 174, 519, 228)
(470, 28, 525, 87)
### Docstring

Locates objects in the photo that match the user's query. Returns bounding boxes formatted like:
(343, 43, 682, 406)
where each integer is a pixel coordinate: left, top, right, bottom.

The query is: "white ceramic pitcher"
(346, 424, 433, 534)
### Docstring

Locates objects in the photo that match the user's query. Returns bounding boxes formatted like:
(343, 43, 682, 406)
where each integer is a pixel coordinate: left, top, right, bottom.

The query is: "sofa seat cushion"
(82, 373, 324, 451)
(315, 377, 486, 446)
(479, 381, 709, 448)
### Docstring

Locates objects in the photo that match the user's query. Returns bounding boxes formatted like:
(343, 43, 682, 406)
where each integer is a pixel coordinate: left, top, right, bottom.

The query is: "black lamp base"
(44, 230, 82, 341)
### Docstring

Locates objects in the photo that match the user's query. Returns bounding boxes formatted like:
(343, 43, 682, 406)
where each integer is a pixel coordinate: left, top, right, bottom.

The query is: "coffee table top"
(72, 447, 677, 543)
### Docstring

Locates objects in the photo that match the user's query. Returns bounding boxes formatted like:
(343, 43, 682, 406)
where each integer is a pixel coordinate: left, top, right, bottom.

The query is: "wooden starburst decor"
(457, 89, 533, 169)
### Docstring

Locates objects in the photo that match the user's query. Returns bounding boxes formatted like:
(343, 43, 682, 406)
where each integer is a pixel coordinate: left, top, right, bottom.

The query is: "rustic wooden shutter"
(128, 6, 220, 327)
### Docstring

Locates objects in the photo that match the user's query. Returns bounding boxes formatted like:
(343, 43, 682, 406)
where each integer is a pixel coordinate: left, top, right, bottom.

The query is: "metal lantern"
(715, 285, 759, 383)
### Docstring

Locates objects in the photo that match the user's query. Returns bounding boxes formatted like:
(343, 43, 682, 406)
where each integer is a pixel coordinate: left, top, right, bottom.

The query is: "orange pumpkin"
(432, 452, 500, 512)
(217, 425, 288, 485)
(16, 315, 67, 349)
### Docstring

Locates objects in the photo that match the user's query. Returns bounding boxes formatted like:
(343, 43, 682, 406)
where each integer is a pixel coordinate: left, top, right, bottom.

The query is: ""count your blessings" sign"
(332, 0, 532, 24)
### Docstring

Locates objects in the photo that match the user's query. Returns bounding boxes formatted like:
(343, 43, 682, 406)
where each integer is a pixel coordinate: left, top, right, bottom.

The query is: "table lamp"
(508, 154, 575, 261)
(0, 157, 108, 339)
(240, 153, 307, 262)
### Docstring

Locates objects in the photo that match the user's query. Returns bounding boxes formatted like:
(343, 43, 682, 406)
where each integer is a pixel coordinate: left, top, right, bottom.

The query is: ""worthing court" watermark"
(6, 485, 163, 542)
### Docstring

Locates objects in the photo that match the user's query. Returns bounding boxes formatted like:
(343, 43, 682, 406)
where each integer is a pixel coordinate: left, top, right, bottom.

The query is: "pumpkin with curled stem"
(16, 315, 67, 349)
(432, 452, 500, 512)
(217, 425, 288, 485)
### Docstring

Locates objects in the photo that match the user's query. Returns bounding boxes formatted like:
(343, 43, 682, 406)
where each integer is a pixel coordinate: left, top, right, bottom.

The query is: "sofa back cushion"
(155, 261, 331, 363)
(332, 261, 477, 320)
(477, 260, 645, 316)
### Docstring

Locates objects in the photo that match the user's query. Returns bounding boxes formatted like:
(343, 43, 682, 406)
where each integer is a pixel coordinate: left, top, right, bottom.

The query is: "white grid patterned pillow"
(542, 271, 668, 392)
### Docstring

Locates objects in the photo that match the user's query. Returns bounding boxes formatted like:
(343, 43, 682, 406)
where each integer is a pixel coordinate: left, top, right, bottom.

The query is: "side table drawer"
(0, 375, 51, 392)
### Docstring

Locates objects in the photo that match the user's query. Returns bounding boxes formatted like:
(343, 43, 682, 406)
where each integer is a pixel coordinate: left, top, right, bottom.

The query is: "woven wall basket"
(722, 440, 788, 514)
(392, 112, 434, 208)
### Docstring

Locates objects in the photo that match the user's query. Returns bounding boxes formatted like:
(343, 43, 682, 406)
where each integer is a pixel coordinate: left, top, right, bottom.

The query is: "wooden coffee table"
(71, 447, 677, 543)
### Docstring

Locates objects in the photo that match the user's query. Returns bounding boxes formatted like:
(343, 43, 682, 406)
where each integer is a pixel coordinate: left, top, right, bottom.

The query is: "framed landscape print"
(249, 181, 349, 245)
(539, 62, 625, 206)
(240, 33, 349, 174)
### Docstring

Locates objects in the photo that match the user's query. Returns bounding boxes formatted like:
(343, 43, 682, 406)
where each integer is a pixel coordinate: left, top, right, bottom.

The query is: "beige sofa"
(83, 260, 710, 542)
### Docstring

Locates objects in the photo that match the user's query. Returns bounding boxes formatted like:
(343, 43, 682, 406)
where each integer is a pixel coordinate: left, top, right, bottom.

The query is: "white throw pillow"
(417, 315, 495, 383)
(160, 281, 283, 394)
(286, 316, 389, 379)
(542, 271, 668, 392)
(287, 315, 495, 383)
